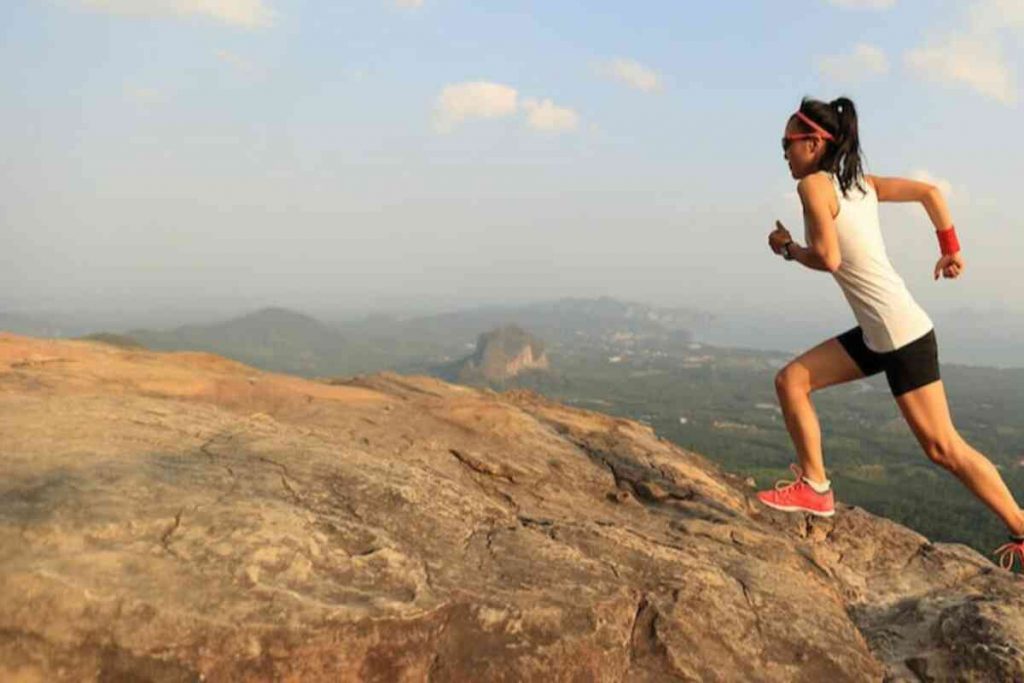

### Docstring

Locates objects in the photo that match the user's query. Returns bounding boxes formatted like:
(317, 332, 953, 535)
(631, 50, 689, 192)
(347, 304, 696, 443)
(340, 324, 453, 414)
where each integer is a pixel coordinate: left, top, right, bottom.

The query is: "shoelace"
(993, 539, 1024, 572)
(773, 463, 807, 496)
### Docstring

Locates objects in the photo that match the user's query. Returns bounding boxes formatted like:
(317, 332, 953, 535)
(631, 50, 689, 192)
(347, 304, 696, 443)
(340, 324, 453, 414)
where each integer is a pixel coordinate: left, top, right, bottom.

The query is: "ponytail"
(792, 96, 866, 197)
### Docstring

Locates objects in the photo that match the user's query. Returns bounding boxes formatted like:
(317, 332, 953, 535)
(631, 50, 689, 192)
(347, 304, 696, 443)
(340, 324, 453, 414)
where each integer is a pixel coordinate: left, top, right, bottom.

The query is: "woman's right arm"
(868, 175, 953, 233)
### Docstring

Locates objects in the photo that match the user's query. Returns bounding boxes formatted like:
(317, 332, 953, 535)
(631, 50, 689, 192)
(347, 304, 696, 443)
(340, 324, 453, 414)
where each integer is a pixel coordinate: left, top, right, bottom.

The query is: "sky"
(2, 0, 1024, 327)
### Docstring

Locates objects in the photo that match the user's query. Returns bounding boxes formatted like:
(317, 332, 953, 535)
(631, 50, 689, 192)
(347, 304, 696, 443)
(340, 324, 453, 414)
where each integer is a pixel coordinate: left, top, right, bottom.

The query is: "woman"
(756, 96, 1024, 571)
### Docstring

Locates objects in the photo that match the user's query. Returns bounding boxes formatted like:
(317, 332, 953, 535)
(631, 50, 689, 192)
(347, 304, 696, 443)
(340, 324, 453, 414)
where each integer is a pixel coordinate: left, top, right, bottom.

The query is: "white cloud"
(969, 0, 1024, 33)
(816, 43, 889, 82)
(77, 0, 274, 28)
(395, 0, 423, 7)
(522, 98, 580, 133)
(827, 0, 896, 8)
(597, 58, 663, 92)
(904, 0, 1022, 105)
(905, 36, 1016, 105)
(434, 81, 519, 133)
(433, 81, 580, 135)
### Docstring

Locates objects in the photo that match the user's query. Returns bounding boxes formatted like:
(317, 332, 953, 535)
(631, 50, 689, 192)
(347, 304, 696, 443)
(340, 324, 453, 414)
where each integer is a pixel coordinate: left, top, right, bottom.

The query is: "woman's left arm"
(868, 175, 954, 233)
(788, 174, 841, 273)
(868, 174, 963, 280)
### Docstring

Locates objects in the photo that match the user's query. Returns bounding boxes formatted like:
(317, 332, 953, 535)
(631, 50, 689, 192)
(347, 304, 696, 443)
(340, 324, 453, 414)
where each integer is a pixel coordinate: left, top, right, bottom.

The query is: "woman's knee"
(922, 436, 962, 472)
(775, 364, 810, 397)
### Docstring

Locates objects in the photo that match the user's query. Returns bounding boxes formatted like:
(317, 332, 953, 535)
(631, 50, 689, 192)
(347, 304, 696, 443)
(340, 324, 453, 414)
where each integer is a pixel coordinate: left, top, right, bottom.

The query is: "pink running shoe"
(756, 463, 835, 517)
(993, 537, 1024, 572)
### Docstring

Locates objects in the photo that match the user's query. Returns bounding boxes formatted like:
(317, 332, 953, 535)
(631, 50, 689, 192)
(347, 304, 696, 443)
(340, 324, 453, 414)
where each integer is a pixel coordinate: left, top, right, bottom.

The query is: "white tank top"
(825, 171, 933, 352)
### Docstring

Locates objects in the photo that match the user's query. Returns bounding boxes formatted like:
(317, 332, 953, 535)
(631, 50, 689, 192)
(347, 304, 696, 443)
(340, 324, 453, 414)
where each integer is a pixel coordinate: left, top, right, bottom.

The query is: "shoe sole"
(758, 499, 835, 517)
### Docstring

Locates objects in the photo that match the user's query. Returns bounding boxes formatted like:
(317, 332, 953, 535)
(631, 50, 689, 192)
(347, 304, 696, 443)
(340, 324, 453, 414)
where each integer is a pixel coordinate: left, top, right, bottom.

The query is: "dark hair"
(790, 96, 865, 197)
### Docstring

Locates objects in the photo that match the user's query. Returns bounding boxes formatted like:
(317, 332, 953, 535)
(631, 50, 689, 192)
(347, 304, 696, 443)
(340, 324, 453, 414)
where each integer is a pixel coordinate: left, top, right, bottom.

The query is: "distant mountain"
(121, 307, 364, 378)
(80, 297, 706, 384)
(447, 324, 551, 384)
(339, 296, 712, 352)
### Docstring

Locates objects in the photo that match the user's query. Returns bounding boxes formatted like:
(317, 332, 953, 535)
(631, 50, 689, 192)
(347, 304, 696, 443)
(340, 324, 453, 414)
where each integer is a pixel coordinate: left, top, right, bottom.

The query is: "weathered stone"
(0, 332, 1021, 681)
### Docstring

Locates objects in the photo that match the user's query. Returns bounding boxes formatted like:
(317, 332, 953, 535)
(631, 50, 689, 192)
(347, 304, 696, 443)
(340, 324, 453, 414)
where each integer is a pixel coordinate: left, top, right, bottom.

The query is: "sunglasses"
(781, 133, 823, 151)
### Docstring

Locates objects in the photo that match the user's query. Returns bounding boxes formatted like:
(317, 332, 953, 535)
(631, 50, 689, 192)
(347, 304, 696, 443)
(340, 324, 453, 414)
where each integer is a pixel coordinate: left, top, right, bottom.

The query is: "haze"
(3, 0, 1023, 360)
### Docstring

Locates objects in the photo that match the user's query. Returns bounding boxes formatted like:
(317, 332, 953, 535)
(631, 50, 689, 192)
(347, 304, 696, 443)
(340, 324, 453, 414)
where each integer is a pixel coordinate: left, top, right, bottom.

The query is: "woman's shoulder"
(797, 171, 841, 217)
(797, 170, 833, 188)
(796, 171, 837, 198)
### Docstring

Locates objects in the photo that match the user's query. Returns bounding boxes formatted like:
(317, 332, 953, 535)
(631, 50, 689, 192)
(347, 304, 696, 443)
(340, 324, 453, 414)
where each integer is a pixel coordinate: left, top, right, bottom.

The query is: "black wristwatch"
(781, 241, 795, 260)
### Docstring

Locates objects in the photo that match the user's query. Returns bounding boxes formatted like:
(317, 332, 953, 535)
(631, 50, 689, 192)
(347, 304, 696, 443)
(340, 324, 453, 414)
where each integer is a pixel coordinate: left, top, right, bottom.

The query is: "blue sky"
(2, 0, 1023, 323)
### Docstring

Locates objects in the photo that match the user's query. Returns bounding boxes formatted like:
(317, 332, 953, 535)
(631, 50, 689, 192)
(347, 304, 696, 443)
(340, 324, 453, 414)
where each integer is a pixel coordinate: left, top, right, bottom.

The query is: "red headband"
(793, 110, 835, 141)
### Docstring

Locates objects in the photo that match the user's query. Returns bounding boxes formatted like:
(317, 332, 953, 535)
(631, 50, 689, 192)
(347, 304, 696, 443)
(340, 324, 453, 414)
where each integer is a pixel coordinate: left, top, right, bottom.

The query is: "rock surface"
(0, 332, 1021, 682)
(457, 324, 549, 383)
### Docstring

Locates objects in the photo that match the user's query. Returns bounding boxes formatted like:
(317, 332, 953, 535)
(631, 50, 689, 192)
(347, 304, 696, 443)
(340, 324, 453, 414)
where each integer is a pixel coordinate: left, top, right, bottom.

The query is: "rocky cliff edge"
(1, 332, 1022, 682)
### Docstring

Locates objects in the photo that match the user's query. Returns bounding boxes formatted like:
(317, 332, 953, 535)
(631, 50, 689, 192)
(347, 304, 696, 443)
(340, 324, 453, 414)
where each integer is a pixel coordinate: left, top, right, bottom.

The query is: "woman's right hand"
(769, 220, 792, 255)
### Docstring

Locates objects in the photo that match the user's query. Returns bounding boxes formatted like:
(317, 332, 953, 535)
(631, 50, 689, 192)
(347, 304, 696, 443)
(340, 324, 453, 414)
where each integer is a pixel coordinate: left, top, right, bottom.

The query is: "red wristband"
(937, 225, 960, 255)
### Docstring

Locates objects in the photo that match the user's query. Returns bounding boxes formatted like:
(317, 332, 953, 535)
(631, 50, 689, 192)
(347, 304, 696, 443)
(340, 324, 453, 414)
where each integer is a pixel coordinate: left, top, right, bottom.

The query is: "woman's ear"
(811, 137, 827, 159)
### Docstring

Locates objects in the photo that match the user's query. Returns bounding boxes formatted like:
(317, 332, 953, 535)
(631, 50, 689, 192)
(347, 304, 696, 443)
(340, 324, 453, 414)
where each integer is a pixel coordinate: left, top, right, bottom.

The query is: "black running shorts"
(836, 326, 940, 397)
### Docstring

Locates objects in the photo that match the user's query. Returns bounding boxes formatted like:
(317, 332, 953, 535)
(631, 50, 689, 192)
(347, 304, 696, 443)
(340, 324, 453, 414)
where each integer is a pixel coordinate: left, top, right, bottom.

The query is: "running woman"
(756, 96, 1024, 571)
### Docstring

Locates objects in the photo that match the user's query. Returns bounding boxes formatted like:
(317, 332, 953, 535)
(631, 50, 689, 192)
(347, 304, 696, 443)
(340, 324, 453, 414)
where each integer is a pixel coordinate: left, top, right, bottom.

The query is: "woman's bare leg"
(896, 379, 1024, 536)
(775, 337, 867, 483)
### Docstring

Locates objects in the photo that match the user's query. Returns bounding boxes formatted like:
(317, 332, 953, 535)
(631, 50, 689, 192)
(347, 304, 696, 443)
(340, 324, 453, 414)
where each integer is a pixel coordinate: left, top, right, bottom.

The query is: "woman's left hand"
(934, 252, 965, 280)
